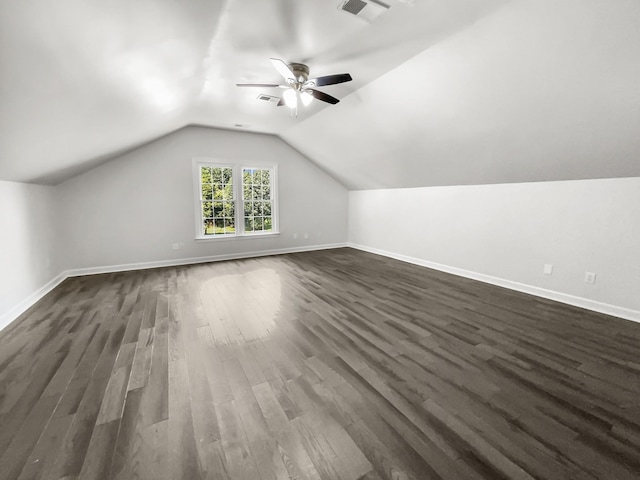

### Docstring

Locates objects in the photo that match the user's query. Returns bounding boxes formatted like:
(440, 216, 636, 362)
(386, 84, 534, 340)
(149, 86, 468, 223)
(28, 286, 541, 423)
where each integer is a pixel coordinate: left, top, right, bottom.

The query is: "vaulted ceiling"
(1, 0, 639, 188)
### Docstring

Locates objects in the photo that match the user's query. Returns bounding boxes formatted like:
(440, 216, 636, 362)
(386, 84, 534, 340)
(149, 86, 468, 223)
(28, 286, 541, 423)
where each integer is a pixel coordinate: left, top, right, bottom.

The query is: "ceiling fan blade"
(236, 83, 287, 88)
(306, 73, 352, 87)
(270, 58, 296, 83)
(277, 97, 286, 107)
(308, 89, 340, 105)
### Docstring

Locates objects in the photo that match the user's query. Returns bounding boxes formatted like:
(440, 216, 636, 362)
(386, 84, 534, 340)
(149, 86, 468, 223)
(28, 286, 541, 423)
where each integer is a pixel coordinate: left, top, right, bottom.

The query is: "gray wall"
(55, 126, 348, 270)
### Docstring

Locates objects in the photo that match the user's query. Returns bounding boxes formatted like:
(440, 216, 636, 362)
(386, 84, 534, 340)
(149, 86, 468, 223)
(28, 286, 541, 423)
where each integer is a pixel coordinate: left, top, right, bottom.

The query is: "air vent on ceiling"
(342, 0, 367, 15)
(339, 0, 390, 22)
(257, 94, 279, 104)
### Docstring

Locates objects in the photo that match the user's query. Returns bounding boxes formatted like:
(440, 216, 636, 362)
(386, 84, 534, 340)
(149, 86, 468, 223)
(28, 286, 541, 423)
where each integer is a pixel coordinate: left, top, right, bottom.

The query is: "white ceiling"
(1, 0, 639, 187)
(283, 0, 640, 189)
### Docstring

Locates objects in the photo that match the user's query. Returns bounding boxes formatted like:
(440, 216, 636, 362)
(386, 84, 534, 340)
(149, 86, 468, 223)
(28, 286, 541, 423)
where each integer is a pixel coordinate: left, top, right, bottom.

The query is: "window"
(200, 165, 235, 235)
(194, 160, 278, 239)
(243, 168, 273, 234)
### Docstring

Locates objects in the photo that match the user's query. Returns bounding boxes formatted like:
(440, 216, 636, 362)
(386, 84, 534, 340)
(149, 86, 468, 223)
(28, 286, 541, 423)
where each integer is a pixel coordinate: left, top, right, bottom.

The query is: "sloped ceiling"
(1, 0, 639, 188)
(283, 0, 640, 189)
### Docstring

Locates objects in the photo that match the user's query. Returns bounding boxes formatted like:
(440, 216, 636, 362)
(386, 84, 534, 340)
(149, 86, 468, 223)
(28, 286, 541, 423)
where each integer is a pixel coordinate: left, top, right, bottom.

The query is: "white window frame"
(193, 158, 279, 241)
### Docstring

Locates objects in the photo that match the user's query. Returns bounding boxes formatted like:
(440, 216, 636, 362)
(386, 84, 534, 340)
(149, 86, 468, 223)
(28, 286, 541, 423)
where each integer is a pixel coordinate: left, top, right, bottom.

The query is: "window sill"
(195, 232, 280, 242)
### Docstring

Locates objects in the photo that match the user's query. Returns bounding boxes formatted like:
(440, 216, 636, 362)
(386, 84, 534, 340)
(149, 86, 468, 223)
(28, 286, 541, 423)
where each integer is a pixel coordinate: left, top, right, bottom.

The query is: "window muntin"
(195, 160, 277, 239)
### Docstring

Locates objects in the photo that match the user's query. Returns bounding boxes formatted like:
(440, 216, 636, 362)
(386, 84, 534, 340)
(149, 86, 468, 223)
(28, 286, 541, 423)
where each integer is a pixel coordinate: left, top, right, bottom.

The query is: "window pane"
(213, 202, 224, 218)
(224, 218, 235, 234)
(214, 218, 224, 233)
(202, 201, 213, 218)
(212, 167, 223, 184)
(204, 219, 214, 235)
(222, 185, 233, 200)
(262, 170, 270, 184)
(262, 184, 271, 200)
(253, 185, 262, 199)
(213, 184, 225, 199)
(225, 201, 235, 217)
(255, 201, 264, 216)
(222, 168, 233, 184)
(244, 217, 254, 232)
(263, 201, 272, 216)
(253, 170, 262, 184)
(202, 183, 213, 200)
(201, 167, 212, 184)
(243, 201, 252, 216)
(254, 217, 264, 230)
(264, 216, 272, 231)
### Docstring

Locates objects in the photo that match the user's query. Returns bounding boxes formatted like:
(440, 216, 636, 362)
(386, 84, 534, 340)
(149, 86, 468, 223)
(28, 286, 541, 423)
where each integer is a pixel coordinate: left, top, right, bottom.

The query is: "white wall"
(349, 177, 640, 318)
(0, 181, 59, 328)
(56, 126, 348, 271)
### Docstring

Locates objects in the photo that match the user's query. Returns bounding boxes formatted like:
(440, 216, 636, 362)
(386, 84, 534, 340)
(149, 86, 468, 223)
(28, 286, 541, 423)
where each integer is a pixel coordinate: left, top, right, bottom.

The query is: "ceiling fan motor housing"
(288, 63, 310, 84)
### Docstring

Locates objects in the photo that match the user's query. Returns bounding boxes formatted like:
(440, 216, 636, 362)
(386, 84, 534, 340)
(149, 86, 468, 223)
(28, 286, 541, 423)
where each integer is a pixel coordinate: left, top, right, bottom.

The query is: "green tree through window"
(200, 166, 235, 235)
(243, 168, 273, 233)
(196, 162, 276, 238)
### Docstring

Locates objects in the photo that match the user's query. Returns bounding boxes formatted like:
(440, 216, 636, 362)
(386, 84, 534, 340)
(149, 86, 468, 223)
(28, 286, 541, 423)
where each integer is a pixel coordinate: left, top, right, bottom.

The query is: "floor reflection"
(199, 267, 281, 344)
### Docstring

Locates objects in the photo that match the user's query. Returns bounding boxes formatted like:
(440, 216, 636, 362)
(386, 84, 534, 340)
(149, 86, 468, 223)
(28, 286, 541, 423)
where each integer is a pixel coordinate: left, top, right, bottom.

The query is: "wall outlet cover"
(543, 264, 553, 275)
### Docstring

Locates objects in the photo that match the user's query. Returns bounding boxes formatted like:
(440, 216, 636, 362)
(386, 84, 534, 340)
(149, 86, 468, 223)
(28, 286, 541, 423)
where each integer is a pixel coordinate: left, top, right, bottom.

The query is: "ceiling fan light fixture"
(300, 91, 314, 106)
(283, 89, 297, 108)
(236, 58, 352, 111)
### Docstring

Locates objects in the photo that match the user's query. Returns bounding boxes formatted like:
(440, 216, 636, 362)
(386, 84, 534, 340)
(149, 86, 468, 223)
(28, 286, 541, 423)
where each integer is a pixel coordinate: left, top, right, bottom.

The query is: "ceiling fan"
(236, 58, 352, 110)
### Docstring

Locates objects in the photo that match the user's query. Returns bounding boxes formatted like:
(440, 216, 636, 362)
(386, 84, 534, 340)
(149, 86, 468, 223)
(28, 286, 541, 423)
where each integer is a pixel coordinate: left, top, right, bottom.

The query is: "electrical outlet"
(293, 233, 298, 239)
(304, 233, 309, 239)
(584, 272, 596, 284)
(543, 264, 553, 275)
(172, 243, 180, 250)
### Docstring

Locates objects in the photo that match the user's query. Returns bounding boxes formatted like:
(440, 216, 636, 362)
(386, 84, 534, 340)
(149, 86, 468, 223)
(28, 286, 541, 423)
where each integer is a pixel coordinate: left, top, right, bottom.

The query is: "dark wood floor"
(1, 248, 639, 480)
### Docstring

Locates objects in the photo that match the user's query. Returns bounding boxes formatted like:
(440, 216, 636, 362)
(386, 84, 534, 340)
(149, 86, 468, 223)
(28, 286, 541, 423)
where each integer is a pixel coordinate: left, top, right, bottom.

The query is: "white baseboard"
(64, 243, 348, 277)
(348, 243, 640, 324)
(0, 242, 347, 332)
(0, 272, 68, 332)
(6, 242, 635, 331)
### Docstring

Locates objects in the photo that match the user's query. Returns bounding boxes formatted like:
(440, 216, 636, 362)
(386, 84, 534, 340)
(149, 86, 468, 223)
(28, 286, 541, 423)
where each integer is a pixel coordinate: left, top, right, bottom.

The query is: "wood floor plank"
(168, 358, 203, 479)
(0, 393, 61, 480)
(108, 388, 143, 480)
(1, 248, 639, 479)
(16, 414, 74, 480)
(76, 419, 120, 480)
